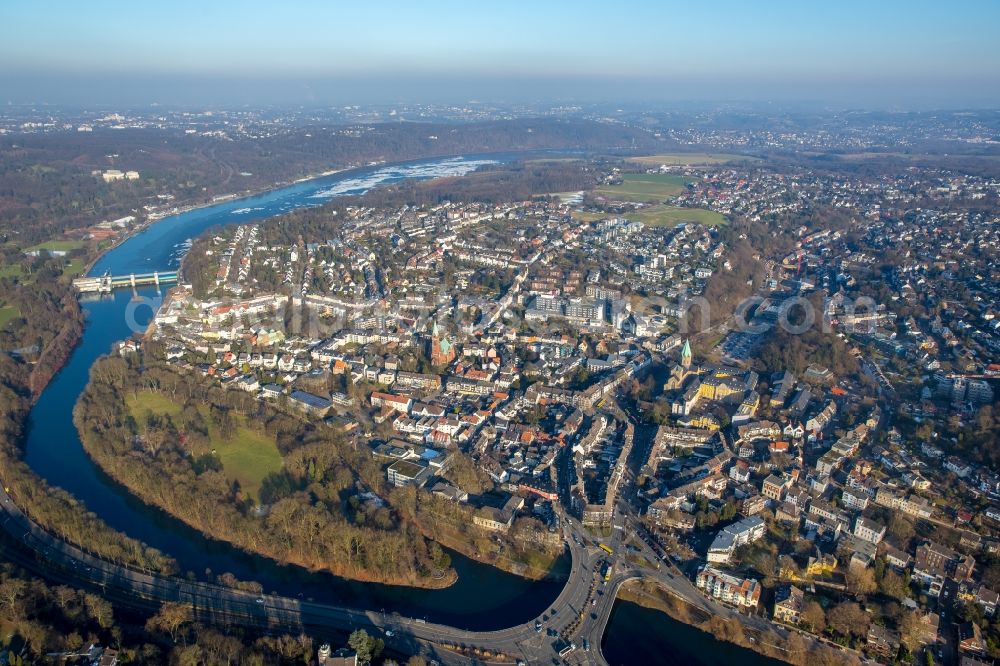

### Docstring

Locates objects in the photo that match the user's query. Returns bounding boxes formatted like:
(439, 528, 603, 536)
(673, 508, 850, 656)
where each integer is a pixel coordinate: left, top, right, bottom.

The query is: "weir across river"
(72, 270, 178, 293)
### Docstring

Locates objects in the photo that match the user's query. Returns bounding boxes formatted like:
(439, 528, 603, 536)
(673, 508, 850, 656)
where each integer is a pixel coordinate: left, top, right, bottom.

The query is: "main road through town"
(1, 467, 800, 666)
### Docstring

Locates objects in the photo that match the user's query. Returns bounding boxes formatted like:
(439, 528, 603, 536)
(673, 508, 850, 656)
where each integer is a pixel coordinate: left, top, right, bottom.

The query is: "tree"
(784, 632, 809, 666)
(899, 609, 925, 651)
(888, 513, 916, 543)
(827, 602, 867, 639)
(878, 569, 909, 601)
(406, 658, 427, 666)
(983, 561, 1000, 589)
(348, 629, 383, 665)
(847, 567, 877, 597)
(801, 600, 826, 632)
(84, 593, 114, 629)
(146, 601, 193, 643)
(976, 404, 994, 433)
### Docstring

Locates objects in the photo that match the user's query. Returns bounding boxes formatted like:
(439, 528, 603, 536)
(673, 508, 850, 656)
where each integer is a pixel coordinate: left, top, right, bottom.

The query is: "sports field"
(594, 173, 693, 202)
(26, 239, 85, 252)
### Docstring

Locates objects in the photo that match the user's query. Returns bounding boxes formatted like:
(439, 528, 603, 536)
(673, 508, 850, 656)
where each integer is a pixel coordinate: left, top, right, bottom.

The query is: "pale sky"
(1, 0, 998, 107)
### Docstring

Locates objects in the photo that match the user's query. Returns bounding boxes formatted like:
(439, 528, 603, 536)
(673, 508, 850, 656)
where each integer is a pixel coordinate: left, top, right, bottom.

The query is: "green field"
(594, 173, 693, 202)
(627, 205, 727, 227)
(0, 255, 84, 282)
(126, 391, 282, 500)
(128, 391, 184, 417)
(0, 264, 24, 279)
(26, 239, 85, 252)
(627, 153, 757, 166)
(0, 306, 19, 329)
(62, 259, 87, 277)
(574, 205, 726, 228)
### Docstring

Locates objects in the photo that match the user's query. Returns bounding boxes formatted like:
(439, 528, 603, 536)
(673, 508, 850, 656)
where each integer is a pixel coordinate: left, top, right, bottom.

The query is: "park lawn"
(594, 173, 692, 202)
(210, 427, 283, 500)
(125, 390, 282, 501)
(127, 391, 184, 419)
(571, 211, 606, 223)
(625, 205, 727, 228)
(0, 263, 25, 280)
(61, 259, 87, 278)
(627, 153, 757, 166)
(26, 239, 85, 252)
(0, 306, 19, 329)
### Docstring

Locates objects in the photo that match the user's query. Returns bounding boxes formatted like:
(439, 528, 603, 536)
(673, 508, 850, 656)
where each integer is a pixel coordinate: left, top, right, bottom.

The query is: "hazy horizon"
(2, 0, 999, 109)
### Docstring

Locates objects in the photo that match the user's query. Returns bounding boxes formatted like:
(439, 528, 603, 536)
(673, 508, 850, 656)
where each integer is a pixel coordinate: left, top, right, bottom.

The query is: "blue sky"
(1, 0, 998, 107)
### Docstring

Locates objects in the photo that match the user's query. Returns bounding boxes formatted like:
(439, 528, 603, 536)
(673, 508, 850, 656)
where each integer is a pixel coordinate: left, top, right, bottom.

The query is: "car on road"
(535, 620, 542, 633)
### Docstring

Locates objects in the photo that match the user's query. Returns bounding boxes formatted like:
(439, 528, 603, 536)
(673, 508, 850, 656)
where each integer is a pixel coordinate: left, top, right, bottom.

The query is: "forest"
(0, 119, 659, 244)
(75, 354, 457, 588)
(0, 560, 375, 664)
(75, 349, 568, 588)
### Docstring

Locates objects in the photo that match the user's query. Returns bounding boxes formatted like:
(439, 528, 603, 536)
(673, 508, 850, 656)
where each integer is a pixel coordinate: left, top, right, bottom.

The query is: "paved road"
(0, 480, 616, 665)
(0, 409, 860, 665)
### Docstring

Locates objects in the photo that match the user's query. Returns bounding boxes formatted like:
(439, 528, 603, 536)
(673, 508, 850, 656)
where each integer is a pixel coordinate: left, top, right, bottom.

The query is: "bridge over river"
(72, 270, 178, 293)
(0, 476, 830, 666)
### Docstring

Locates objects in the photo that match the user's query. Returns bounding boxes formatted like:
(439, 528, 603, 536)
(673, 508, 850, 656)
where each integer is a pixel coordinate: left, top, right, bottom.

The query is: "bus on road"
(600, 544, 614, 556)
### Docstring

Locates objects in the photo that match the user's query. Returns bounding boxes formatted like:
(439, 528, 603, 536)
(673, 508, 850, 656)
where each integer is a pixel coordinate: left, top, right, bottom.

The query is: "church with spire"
(429, 320, 456, 367)
(664, 338, 696, 391)
(663, 338, 760, 419)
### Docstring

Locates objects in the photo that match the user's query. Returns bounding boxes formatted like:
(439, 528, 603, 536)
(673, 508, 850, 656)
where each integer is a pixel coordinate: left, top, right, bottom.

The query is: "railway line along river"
(20, 153, 752, 659)
(23, 154, 564, 631)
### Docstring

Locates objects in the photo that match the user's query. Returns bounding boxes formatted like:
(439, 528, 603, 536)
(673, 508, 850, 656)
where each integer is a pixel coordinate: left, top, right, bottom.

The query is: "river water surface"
(26, 155, 569, 630)
(23, 153, 761, 657)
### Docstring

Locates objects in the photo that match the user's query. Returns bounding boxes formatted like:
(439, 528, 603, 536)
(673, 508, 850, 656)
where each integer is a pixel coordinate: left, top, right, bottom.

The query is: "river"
(22, 153, 760, 658)
(602, 600, 782, 665)
(24, 154, 567, 631)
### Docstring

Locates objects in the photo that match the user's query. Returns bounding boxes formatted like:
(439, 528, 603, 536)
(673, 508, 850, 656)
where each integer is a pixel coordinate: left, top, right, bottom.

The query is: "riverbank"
(21, 153, 575, 630)
(73, 362, 463, 592)
(73, 419, 459, 591)
(76, 164, 354, 281)
(410, 511, 568, 582)
(615, 579, 857, 666)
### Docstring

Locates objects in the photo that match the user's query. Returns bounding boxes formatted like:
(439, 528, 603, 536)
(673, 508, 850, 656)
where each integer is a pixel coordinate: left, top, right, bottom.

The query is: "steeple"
(430, 319, 455, 366)
(681, 338, 692, 369)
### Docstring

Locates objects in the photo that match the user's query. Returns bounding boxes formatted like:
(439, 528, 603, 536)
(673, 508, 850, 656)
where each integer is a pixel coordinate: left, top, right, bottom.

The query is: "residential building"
(772, 585, 805, 624)
(696, 566, 761, 608)
(707, 515, 766, 563)
(854, 516, 886, 544)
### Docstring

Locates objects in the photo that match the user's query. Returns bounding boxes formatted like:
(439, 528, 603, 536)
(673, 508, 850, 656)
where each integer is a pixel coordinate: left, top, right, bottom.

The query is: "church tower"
(681, 338, 693, 369)
(430, 320, 456, 366)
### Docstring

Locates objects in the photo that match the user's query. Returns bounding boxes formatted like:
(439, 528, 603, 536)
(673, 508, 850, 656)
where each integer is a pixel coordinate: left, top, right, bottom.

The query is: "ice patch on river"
(308, 157, 497, 199)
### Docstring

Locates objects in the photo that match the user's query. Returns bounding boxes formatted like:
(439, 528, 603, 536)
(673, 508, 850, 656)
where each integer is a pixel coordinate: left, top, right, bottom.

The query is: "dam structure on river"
(72, 270, 178, 293)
